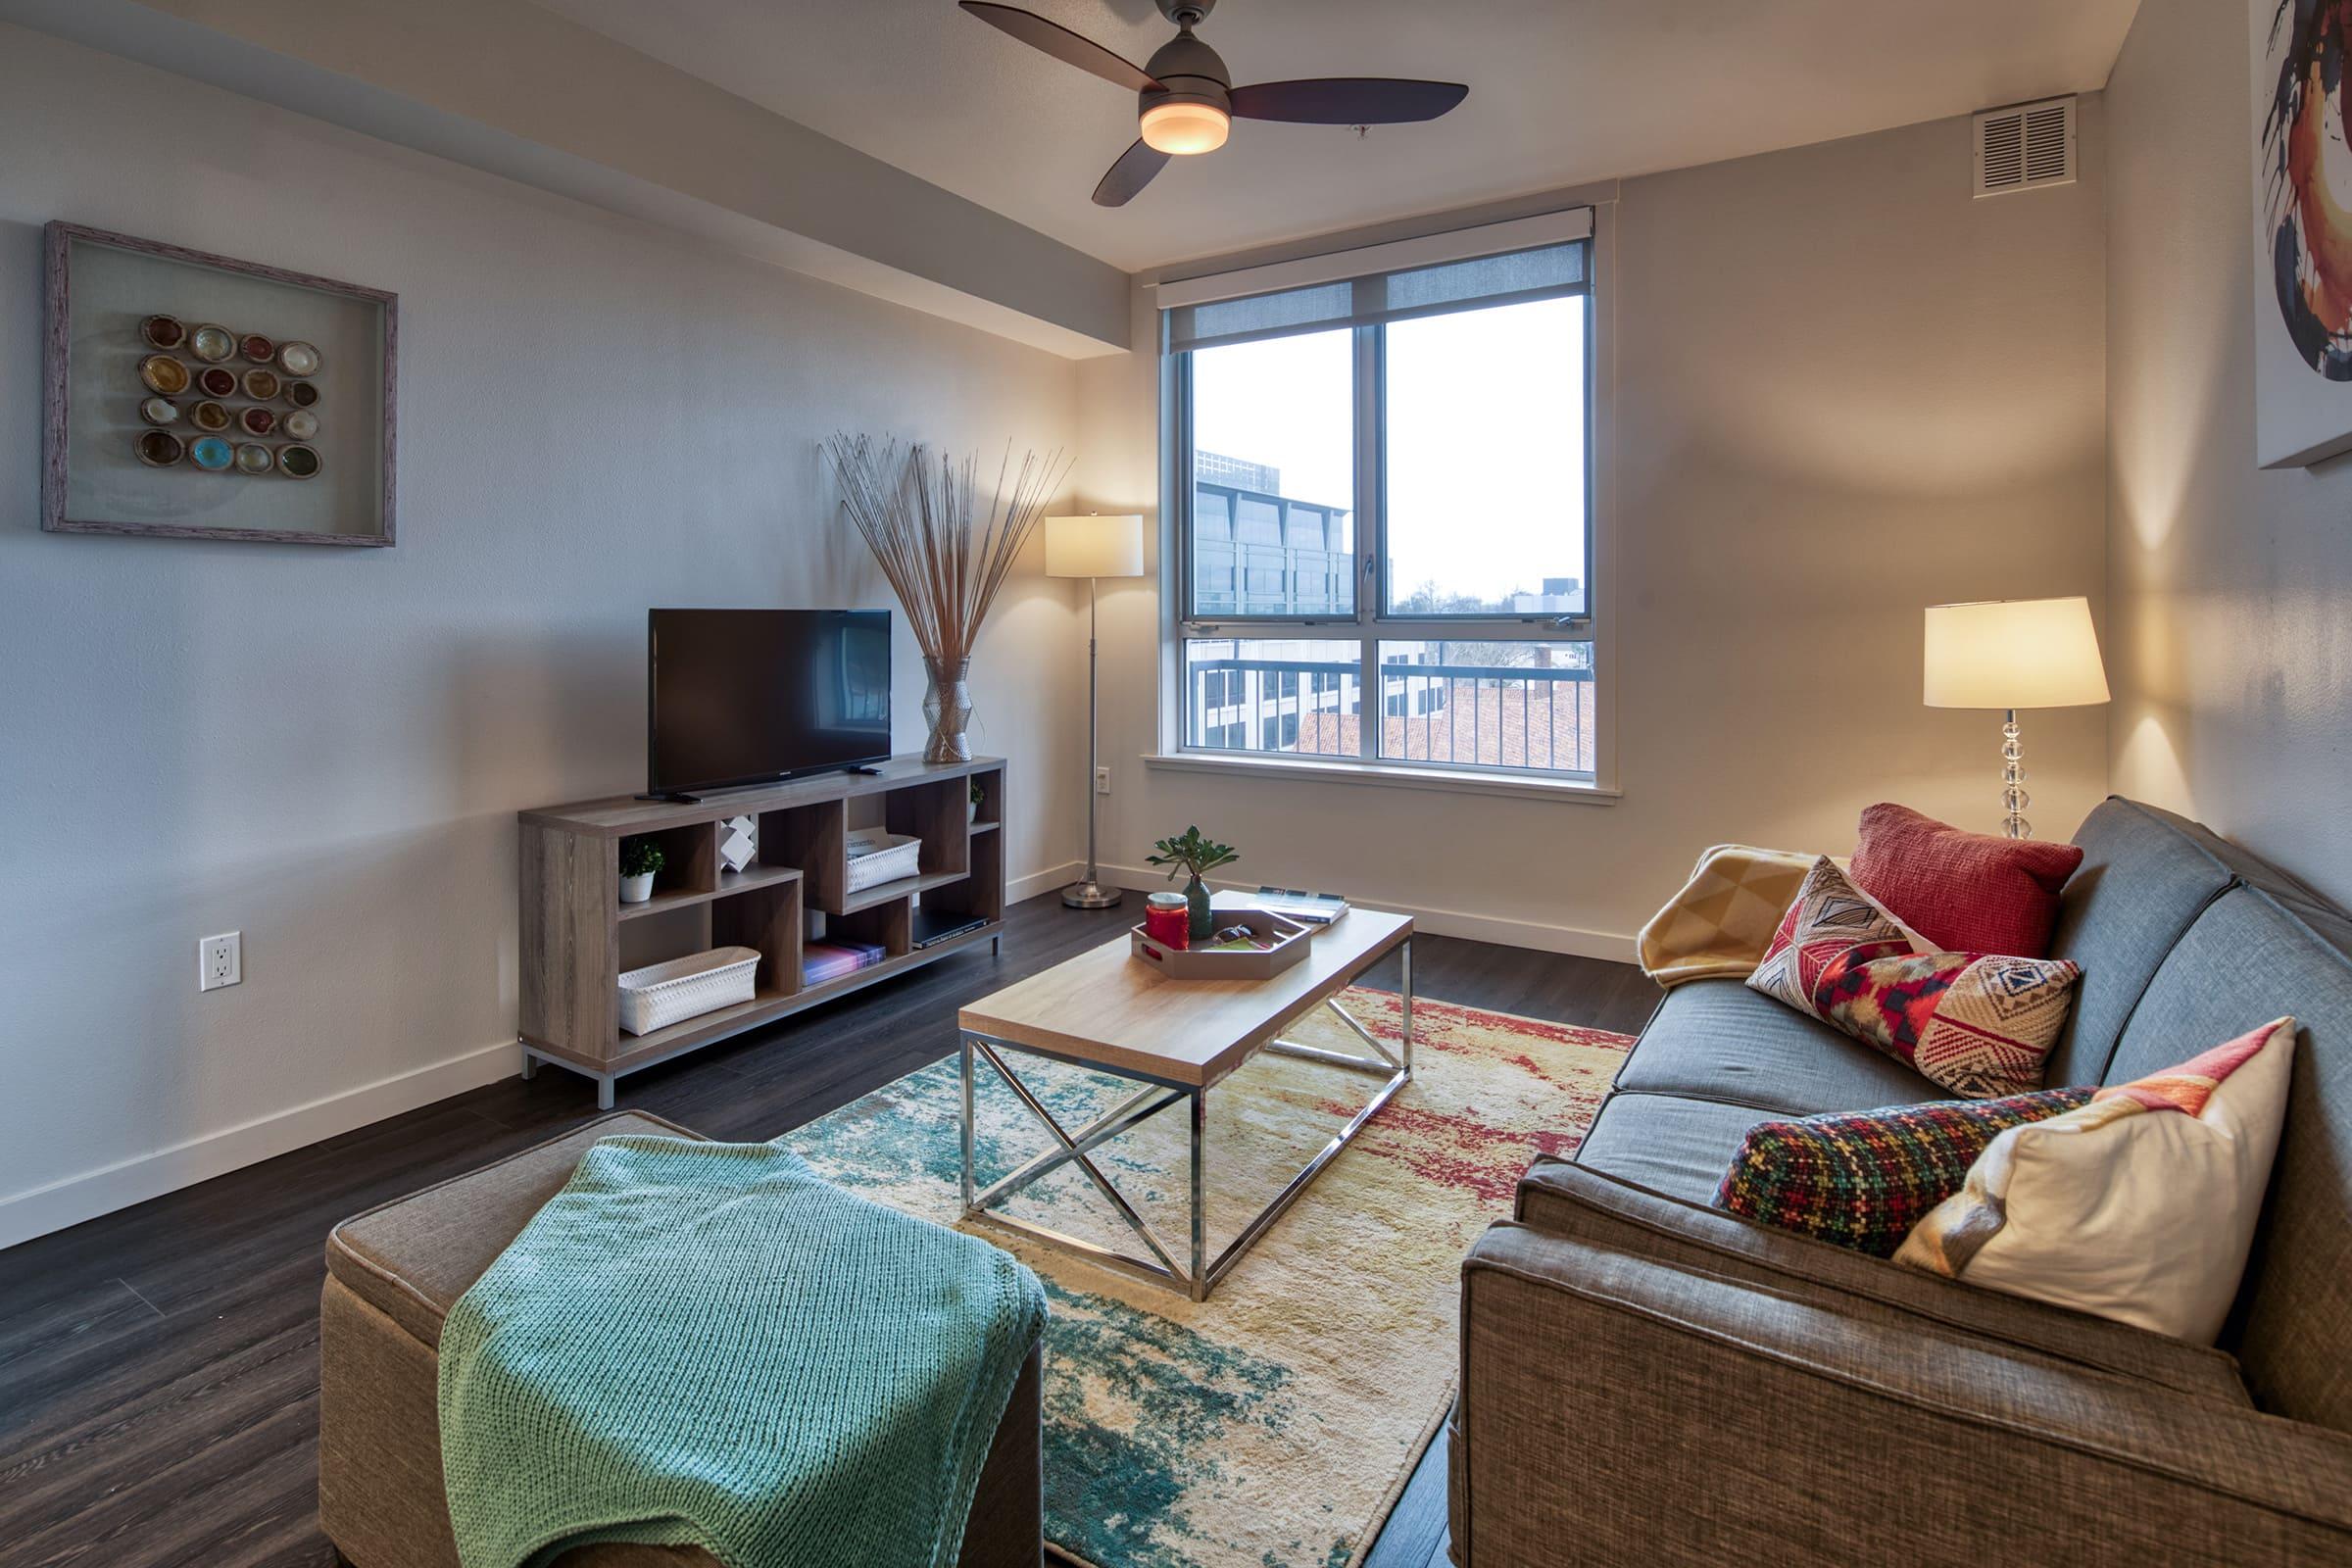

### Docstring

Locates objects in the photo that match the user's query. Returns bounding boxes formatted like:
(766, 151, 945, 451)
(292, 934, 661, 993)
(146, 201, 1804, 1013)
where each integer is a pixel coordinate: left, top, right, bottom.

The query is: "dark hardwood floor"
(0, 893, 1656, 1568)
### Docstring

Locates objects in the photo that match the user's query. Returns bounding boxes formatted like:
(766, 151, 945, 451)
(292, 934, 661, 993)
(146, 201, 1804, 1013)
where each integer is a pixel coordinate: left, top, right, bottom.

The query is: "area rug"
(774, 987, 1634, 1568)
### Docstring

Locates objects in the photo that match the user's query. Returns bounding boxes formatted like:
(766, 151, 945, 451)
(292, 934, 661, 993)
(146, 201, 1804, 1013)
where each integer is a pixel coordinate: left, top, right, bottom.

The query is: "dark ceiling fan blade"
(959, 3, 1161, 93)
(1228, 77, 1469, 124)
(1093, 138, 1171, 207)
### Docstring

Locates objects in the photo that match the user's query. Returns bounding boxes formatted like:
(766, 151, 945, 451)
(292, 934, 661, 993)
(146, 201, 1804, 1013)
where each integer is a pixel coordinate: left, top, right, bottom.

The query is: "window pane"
(1189, 330, 1355, 618)
(1384, 297, 1587, 617)
(1184, 639, 1362, 759)
(1376, 641, 1593, 775)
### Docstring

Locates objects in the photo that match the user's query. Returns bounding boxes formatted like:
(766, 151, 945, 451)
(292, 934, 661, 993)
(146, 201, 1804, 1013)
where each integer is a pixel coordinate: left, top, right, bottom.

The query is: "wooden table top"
(958, 908, 1412, 1088)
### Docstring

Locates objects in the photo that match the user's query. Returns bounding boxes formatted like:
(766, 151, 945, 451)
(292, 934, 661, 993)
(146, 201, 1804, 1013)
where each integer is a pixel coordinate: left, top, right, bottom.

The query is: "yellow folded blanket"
(1638, 845, 1822, 988)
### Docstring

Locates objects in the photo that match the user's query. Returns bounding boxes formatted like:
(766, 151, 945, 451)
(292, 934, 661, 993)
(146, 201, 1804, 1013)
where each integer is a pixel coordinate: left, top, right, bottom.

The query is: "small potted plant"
(1146, 826, 1240, 941)
(619, 837, 664, 905)
(968, 776, 985, 825)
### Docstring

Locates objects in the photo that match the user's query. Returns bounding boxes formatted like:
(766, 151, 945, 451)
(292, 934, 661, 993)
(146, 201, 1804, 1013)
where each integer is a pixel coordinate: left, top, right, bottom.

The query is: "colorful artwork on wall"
(2252, 1, 2352, 467)
(42, 222, 397, 544)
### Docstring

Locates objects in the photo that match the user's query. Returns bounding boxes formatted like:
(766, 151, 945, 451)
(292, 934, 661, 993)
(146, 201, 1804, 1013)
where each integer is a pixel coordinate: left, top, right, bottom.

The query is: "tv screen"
(648, 610, 892, 795)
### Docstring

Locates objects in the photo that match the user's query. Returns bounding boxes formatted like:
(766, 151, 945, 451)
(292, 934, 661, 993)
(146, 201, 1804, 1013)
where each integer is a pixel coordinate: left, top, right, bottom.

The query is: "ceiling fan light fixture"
(1140, 98, 1230, 154)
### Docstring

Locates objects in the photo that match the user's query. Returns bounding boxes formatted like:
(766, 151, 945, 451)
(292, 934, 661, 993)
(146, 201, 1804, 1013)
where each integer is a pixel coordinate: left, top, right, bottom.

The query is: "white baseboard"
(1005, 858, 1085, 905)
(3, 861, 1631, 1251)
(0, 1039, 519, 1251)
(1090, 863, 1640, 964)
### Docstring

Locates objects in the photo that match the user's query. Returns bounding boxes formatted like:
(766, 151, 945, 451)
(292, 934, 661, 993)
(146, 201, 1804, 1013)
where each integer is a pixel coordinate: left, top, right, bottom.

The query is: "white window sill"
(1143, 751, 1622, 806)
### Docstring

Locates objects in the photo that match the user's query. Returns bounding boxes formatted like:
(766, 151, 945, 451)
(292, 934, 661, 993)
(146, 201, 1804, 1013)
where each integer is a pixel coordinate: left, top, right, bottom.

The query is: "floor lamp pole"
(1062, 575, 1121, 908)
(2000, 707, 2032, 840)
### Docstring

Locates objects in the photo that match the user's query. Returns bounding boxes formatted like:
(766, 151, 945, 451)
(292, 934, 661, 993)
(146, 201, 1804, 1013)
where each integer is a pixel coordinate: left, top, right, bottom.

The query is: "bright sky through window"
(1189, 298, 1587, 614)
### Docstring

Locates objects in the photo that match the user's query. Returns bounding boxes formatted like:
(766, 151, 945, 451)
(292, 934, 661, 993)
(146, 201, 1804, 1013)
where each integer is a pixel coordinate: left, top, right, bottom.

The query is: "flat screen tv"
(647, 610, 892, 798)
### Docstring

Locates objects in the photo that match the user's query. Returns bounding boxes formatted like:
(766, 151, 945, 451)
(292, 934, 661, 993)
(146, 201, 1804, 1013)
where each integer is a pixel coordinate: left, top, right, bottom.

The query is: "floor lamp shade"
(1046, 514, 1145, 579)
(1923, 597, 2109, 710)
(1922, 596, 2109, 842)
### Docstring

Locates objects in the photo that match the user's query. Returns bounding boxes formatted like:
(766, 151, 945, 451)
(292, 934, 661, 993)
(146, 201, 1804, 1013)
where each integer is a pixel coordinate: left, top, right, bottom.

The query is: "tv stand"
(632, 790, 703, 805)
(518, 755, 1005, 1107)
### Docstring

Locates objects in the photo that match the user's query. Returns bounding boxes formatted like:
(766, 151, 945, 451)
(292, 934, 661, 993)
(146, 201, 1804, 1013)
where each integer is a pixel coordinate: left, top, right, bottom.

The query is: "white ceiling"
(531, 0, 2140, 273)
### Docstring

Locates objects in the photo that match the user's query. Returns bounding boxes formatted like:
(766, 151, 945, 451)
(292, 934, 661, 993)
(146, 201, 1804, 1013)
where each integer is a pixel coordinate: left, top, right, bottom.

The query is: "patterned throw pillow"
(1714, 1090, 2092, 1255)
(1748, 858, 2082, 1099)
(1897, 1019, 2297, 1343)
(1746, 856, 1921, 1014)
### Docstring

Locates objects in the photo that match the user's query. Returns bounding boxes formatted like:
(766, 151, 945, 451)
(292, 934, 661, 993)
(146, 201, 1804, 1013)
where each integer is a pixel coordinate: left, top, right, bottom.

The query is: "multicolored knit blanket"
(437, 1137, 1046, 1568)
(1638, 844, 1822, 988)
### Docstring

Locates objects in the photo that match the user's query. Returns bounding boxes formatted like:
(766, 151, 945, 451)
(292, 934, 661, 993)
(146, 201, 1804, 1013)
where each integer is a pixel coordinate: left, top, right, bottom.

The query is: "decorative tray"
(1129, 907, 1312, 980)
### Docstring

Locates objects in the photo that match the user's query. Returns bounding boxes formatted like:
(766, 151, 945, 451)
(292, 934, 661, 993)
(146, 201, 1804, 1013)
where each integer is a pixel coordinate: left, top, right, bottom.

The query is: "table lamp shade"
(1045, 514, 1145, 579)
(1923, 597, 2110, 710)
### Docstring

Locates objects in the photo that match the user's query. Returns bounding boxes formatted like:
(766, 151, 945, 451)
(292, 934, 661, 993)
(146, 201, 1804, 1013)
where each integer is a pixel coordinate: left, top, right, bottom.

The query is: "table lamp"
(1047, 514, 1145, 908)
(1923, 596, 2110, 840)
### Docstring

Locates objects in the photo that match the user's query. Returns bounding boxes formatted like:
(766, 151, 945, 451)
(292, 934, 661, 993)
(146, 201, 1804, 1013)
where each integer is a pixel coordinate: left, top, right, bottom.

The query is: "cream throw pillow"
(1894, 1017, 2296, 1343)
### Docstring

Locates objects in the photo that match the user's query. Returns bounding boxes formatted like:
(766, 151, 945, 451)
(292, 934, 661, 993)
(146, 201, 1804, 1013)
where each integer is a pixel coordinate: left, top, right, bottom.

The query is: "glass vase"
(922, 657, 973, 764)
(1185, 873, 1213, 940)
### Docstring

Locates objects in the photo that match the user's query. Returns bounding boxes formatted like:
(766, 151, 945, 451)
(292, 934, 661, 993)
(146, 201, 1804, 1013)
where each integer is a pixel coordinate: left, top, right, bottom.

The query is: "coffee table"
(956, 909, 1413, 1300)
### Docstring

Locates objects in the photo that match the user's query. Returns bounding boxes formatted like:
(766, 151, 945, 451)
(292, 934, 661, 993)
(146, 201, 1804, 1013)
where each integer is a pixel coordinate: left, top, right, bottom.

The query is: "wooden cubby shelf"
(517, 755, 1006, 1106)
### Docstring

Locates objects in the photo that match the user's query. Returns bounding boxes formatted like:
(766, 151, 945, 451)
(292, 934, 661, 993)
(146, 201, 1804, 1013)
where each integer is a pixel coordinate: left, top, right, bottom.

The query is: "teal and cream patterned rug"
(774, 986, 1633, 1568)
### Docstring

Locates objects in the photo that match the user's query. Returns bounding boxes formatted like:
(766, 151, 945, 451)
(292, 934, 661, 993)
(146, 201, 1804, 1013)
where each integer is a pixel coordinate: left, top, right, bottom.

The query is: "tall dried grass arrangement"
(824, 434, 1070, 668)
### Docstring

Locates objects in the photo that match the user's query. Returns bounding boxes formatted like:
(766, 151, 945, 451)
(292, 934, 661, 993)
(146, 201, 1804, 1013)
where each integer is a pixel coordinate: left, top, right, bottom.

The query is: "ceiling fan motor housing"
(1142, 27, 1233, 122)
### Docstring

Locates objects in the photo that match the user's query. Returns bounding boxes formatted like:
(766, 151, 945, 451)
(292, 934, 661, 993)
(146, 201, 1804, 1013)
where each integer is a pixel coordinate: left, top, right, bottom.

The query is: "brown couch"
(1451, 800, 2352, 1565)
(318, 1110, 1042, 1568)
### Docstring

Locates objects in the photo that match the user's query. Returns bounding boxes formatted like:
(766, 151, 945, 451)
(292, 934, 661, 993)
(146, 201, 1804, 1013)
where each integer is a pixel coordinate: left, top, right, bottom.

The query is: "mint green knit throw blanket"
(437, 1137, 1046, 1568)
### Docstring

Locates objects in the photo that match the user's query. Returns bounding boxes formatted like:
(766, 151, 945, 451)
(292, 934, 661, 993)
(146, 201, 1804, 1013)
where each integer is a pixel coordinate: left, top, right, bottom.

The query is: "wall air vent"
(1974, 96, 2076, 197)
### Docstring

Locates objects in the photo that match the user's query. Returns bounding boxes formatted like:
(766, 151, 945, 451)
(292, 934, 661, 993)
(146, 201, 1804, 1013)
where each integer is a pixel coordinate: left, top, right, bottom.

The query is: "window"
(1169, 222, 1596, 780)
(1182, 639, 1362, 760)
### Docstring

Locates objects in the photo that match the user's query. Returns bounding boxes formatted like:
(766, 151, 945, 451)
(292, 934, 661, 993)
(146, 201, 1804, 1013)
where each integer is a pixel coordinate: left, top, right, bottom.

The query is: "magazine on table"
(1211, 886, 1349, 925)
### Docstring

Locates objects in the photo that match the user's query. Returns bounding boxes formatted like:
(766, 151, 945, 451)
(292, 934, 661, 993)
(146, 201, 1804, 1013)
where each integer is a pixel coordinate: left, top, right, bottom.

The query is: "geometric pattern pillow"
(1747, 857, 1921, 1016)
(1897, 1018, 2298, 1344)
(1749, 858, 2082, 1099)
(1815, 949, 2082, 1099)
(1714, 1089, 2093, 1255)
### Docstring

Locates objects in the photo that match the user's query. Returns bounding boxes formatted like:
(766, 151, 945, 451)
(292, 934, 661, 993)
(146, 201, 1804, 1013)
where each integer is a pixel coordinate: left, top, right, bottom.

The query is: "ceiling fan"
(958, 0, 1469, 207)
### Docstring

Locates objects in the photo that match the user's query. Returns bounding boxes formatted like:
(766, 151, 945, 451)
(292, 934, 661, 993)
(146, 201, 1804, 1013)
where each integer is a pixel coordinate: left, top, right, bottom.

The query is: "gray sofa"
(1450, 799, 2352, 1565)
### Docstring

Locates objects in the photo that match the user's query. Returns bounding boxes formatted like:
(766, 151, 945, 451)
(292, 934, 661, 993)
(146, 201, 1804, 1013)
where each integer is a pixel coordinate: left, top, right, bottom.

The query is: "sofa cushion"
(325, 1111, 695, 1348)
(1574, 1091, 1780, 1202)
(1614, 978, 1946, 1116)
(2103, 888, 2352, 1430)
(2041, 798, 2237, 1085)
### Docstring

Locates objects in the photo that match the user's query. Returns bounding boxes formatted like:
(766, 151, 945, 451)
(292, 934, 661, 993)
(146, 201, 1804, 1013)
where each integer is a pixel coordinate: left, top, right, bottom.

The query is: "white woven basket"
(616, 946, 760, 1036)
(845, 829, 923, 894)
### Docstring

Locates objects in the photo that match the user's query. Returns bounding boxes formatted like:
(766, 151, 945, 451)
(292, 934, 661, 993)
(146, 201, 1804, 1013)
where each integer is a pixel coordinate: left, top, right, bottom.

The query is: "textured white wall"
(1075, 108, 2113, 955)
(0, 24, 1085, 1244)
(2105, 0, 2352, 906)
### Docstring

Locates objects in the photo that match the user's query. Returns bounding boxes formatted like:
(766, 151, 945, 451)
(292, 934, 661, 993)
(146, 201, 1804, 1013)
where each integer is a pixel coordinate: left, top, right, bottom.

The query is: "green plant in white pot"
(619, 837, 664, 905)
(968, 776, 985, 825)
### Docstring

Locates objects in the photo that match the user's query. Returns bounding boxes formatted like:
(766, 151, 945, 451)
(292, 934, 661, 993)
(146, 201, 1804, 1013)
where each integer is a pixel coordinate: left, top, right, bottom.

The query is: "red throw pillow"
(1848, 803, 2082, 958)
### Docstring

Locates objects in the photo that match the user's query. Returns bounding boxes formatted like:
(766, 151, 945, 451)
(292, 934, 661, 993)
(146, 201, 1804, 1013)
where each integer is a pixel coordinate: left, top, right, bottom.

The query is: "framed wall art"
(2251, 2, 2352, 469)
(42, 221, 398, 545)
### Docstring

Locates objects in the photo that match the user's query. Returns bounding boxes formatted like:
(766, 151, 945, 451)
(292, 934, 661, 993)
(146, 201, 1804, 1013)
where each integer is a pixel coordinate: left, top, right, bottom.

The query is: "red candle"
(1144, 896, 1189, 950)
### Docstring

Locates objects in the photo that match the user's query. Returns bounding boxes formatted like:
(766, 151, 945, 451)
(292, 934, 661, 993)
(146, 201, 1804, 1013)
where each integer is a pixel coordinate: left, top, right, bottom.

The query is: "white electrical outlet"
(1095, 766, 1111, 796)
(199, 931, 242, 992)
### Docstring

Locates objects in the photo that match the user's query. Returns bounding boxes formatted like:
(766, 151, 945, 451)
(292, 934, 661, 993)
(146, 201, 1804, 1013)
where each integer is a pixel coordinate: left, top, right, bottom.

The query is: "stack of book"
(804, 940, 887, 985)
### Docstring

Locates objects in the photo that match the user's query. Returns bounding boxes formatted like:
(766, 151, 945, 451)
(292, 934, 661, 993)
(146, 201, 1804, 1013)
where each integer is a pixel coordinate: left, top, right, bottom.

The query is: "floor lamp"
(1047, 514, 1145, 908)
(1924, 596, 2109, 839)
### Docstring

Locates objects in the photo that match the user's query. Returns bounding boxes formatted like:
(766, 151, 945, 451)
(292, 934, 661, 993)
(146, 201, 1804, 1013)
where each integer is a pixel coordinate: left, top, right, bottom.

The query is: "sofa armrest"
(1452, 1212, 2352, 1567)
(1514, 1155, 2244, 1397)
